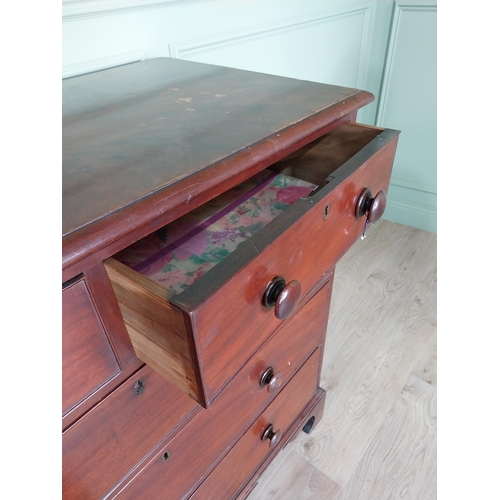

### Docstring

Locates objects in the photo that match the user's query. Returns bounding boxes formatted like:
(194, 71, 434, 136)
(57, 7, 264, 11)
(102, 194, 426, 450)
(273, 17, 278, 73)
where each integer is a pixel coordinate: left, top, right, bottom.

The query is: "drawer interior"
(112, 170, 317, 297)
(269, 122, 382, 188)
(112, 122, 383, 297)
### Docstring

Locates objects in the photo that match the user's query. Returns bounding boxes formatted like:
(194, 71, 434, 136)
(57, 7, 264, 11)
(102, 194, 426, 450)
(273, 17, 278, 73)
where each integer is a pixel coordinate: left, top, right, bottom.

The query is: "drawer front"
(63, 366, 198, 500)
(191, 349, 322, 500)
(184, 125, 399, 401)
(106, 124, 398, 407)
(112, 285, 329, 500)
(62, 278, 120, 415)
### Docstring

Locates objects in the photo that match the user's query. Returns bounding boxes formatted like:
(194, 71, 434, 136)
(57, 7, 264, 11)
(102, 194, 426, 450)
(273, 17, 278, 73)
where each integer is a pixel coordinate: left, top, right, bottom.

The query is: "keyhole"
(324, 205, 329, 219)
(134, 379, 145, 395)
(162, 451, 170, 461)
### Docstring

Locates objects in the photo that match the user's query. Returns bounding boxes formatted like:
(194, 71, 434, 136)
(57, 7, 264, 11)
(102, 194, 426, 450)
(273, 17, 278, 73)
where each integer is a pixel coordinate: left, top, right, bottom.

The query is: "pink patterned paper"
(114, 170, 316, 295)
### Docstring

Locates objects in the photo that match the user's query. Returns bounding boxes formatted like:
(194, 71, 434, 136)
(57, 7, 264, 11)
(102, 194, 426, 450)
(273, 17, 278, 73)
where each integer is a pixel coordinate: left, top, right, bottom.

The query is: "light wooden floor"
(247, 220, 437, 500)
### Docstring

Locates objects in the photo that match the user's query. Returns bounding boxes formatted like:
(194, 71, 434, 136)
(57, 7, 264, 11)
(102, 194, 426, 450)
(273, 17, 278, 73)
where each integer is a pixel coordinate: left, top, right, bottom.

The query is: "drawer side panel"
(104, 258, 204, 404)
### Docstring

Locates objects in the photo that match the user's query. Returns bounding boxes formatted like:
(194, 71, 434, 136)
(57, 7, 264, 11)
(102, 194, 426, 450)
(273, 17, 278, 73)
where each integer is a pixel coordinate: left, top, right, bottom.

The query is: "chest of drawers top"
(62, 57, 373, 282)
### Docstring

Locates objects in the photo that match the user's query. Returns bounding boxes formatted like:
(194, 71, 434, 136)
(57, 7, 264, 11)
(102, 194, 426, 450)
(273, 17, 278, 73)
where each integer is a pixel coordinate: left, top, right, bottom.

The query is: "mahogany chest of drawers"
(62, 57, 399, 499)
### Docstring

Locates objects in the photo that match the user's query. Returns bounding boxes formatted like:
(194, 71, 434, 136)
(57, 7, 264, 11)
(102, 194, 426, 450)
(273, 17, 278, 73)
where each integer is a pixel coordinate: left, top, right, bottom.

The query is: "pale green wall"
(375, 0, 437, 232)
(63, 0, 437, 232)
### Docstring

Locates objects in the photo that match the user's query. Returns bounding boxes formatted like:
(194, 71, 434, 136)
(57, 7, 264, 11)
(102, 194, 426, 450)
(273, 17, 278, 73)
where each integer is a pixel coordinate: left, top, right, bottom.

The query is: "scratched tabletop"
(63, 57, 361, 238)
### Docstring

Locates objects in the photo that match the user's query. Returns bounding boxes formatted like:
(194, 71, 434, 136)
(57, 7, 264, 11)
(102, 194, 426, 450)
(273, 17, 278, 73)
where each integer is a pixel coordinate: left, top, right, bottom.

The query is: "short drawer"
(105, 122, 399, 407)
(62, 264, 143, 430)
(111, 284, 329, 500)
(62, 277, 120, 415)
(191, 349, 323, 500)
(62, 366, 199, 500)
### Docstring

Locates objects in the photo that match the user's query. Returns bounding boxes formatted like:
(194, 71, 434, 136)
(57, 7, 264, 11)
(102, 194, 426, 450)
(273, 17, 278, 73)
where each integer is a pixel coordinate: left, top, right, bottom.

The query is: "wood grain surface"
(111, 283, 331, 499)
(62, 366, 199, 500)
(247, 220, 437, 500)
(62, 57, 373, 281)
(103, 258, 204, 404)
(63, 58, 367, 237)
(249, 450, 342, 500)
(62, 260, 145, 431)
(179, 127, 398, 402)
(101, 123, 397, 406)
(336, 375, 436, 500)
(190, 349, 322, 500)
(62, 278, 120, 416)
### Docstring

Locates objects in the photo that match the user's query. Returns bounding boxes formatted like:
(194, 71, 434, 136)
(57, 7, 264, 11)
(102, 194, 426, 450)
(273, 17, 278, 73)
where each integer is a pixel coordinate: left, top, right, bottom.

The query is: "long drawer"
(62, 366, 199, 500)
(110, 283, 330, 499)
(104, 122, 399, 407)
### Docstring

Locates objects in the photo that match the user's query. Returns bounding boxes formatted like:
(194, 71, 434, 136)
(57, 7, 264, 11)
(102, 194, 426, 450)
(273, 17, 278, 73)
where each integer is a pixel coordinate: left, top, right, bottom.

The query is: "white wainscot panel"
(377, 1, 437, 232)
(62, 50, 146, 79)
(385, 178, 437, 233)
(169, 4, 371, 90)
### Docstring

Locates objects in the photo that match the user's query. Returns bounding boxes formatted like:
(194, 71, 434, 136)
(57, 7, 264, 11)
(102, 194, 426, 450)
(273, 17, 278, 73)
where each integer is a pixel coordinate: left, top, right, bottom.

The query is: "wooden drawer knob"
(261, 424, 282, 448)
(263, 276, 302, 320)
(355, 188, 387, 223)
(260, 367, 283, 393)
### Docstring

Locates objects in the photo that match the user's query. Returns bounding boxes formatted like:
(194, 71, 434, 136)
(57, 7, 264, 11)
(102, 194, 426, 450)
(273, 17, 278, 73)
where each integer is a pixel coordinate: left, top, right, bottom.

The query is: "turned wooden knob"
(262, 277, 302, 320)
(261, 424, 282, 448)
(355, 188, 387, 223)
(260, 367, 283, 393)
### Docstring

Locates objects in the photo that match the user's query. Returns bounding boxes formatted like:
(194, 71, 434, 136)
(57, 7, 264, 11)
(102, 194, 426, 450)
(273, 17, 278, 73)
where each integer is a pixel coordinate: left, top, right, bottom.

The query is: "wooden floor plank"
(323, 222, 436, 394)
(295, 225, 437, 486)
(252, 222, 437, 499)
(321, 268, 410, 393)
(336, 375, 437, 500)
(244, 444, 294, 500)
(330, 220, 435, 313)
(412, 339, 437, 388)
(420, 465, 437, 500)
(411, 265, 437, 389)
(247, 450, 342, 500)
(330, 220, 413, 311)
(376, 224, 437, 282)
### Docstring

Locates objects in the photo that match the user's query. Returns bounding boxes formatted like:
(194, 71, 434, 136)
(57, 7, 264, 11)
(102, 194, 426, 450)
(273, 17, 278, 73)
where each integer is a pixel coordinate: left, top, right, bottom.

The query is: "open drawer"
(104, 122, 399, 407)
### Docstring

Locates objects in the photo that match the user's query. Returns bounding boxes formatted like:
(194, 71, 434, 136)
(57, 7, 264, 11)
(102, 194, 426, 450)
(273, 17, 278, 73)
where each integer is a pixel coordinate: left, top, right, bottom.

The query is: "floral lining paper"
(114, 170, 317, 295)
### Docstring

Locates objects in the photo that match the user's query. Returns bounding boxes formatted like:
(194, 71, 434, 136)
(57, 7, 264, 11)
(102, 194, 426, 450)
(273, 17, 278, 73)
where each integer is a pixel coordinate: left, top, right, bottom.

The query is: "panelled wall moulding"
(62, 0, 212, 21)
(169, 3, 372, 91)
(375, 0, 437, 232)
(376, 0, 437, 125)
(62, 50, 145, 79)
(389, 176, 436, 195)
(62, 0, 435, 231)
